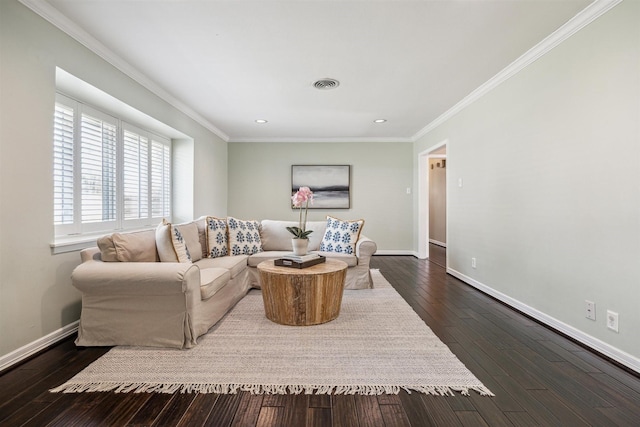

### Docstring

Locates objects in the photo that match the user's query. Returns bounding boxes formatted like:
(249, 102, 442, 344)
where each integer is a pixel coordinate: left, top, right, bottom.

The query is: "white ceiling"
(37, 0, 593, 142)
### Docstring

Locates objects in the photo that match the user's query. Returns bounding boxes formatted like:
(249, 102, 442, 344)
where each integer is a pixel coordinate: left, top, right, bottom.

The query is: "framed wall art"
(291, 165, 350, 209)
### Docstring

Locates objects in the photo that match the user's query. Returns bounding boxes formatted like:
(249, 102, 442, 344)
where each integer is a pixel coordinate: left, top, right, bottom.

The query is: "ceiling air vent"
(313, 78, 340, 90)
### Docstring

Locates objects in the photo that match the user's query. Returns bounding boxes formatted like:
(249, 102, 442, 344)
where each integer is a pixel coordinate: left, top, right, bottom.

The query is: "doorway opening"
(417, 141, 447, 262)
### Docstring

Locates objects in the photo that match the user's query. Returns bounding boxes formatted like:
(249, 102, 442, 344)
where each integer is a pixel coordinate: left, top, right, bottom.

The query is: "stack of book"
(275, 252, 326, 269)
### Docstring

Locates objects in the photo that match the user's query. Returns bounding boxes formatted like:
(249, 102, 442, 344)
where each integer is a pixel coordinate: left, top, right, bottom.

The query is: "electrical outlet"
(585, 300, 596, 321)
(607, 310, 619, 333)
(471, 257, 476, 269)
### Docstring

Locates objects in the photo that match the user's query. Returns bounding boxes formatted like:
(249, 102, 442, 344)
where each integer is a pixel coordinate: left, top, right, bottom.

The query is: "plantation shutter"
(52, 93, 172, 238)
(80, 109, 118, 226)
(151, 138, 171, 219)
(123, 126, 149, 221)
(53, 101, 75, 227)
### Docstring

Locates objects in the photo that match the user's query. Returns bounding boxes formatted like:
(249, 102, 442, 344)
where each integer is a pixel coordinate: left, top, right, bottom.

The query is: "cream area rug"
(52, 270, 493, 396)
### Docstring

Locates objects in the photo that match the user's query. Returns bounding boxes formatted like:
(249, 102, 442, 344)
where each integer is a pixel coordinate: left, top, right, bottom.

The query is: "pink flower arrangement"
(287, 186, 314, 239)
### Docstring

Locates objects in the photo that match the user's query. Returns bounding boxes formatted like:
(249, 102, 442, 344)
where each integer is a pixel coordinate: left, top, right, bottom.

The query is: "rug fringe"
(50, 382, 494, 396)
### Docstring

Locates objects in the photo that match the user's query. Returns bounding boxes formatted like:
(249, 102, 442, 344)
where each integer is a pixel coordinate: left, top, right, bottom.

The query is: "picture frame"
(291, 165, 350, 209)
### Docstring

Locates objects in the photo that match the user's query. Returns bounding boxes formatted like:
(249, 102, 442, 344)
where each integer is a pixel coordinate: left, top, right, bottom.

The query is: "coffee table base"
(258, 260, 347, 326)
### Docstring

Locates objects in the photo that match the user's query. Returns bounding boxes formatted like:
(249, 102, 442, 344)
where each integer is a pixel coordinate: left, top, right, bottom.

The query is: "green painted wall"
(0, 0, 227, 358)
(228, 142, 413, 252)
(414, 1, 640, 360)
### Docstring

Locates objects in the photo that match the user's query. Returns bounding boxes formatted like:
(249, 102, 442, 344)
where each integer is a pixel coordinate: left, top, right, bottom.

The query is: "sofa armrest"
(355, 234, 377, 263)
(72, 260, 200, 296)
(80, 247, 102, 263)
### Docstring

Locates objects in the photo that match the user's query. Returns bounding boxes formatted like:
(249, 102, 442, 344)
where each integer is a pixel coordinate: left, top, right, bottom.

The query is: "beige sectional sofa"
(72, 217, 377, 349)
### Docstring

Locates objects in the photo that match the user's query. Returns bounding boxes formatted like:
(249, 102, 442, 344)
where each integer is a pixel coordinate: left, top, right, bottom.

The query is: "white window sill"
(50, 227, 155, 255)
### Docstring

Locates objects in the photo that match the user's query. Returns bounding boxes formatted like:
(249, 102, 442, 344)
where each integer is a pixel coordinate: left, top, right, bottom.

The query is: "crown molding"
(18, 0, 230, 142)
(19, 0, 621, 145)
(229, 136, 414, 144)
(412, 0, 623, 142)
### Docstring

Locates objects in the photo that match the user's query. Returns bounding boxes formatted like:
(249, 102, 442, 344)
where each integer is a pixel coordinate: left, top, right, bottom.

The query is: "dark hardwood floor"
(2, 251, 640, 426)
(426, 243, 446, 269)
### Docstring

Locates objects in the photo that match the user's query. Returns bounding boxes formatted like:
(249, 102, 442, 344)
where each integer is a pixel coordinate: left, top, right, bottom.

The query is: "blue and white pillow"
(206, 216, 228, 258)
(170, 223, 192, 263)
(320, 216, 364, 255)
(156, 219, 200, 263)
(227, 217, 262, 256)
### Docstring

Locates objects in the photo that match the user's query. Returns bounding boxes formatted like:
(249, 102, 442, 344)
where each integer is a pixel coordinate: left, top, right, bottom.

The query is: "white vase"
(292, 238, 309, 256)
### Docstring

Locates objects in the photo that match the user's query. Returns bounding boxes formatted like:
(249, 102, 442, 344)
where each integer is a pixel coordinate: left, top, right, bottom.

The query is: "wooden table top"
(257, 258, 348, 275)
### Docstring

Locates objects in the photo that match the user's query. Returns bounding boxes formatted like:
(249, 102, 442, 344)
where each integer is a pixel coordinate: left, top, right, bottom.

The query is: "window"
(53, 94, 171, 238)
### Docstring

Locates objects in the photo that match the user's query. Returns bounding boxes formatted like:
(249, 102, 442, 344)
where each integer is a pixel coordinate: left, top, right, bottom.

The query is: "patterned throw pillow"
(320, 216, 364, 255)
(206, 216, 228, 258)
(170, 223, 192, 263)
(227, 217, 262, 255)
(156, 219, 197, 263)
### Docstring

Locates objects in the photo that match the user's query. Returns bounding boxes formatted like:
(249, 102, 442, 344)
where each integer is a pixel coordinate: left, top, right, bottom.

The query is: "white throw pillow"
(227, 217, 262, 256)
(206, 216, 229, 258)
(156, 219, 176, 262)
(320, 216, 364, 255)
(156, 219, 199, 263)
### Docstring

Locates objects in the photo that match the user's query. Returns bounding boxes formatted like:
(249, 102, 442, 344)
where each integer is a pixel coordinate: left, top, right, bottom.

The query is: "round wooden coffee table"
(257, 259, 348, 326)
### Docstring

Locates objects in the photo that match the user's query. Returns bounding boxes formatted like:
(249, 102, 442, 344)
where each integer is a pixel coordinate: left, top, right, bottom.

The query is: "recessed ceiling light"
(255, 119, 268, 124)
(373, 119, 387, 123)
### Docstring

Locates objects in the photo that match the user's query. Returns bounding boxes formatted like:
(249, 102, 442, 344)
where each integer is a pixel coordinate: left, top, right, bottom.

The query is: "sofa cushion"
(260, 220, 326, 251)
(195, 254, 248, 279)
(97, 234, 118, 262)
(317, 252, 358, 267)
(227, 217, 262, 255)
(205, 216, 229, 258)
(200, 268, 231, 300)
(97, 230, 157, 262)
(180, 222, 203, 262)
(113, 230, 158, 262)
(156, 220, 174, 262)
(320, 216, 364, 255)
(195, 217, 208, 259)
(156, 220, 202, 263)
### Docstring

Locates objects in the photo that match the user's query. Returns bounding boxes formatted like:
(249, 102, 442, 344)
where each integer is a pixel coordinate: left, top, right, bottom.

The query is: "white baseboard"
(0, 321, 79, 372)
(7, 265, 638, 375)
(374, 249, 416, 256)
(447, 268, 640, 374)
(429, 239, 447, 248)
